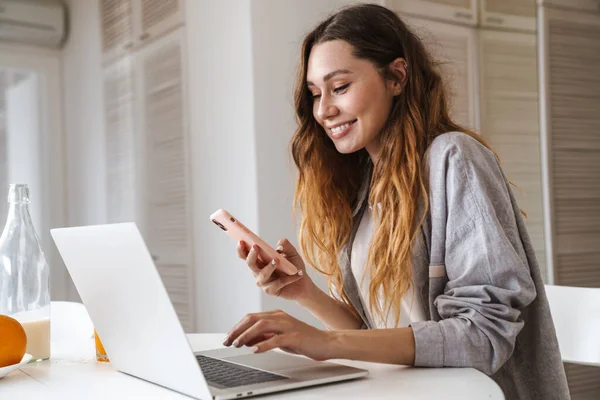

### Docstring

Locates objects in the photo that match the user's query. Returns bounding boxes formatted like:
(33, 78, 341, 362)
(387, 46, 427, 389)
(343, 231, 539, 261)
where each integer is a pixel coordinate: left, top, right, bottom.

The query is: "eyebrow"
(306, 69, 352, 87)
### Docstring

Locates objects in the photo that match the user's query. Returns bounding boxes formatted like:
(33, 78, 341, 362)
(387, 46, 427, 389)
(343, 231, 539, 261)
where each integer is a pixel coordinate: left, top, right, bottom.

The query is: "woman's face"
(306, 40, 397, 161)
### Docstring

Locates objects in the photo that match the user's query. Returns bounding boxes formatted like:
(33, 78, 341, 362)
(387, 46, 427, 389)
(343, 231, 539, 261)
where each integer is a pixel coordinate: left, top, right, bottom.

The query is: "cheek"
(366, 93, 393, 126)
(344, 86, 386, 120)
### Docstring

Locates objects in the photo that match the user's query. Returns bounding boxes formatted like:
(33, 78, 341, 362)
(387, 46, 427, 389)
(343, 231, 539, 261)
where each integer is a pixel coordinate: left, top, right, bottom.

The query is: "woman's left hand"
(223, 310, 335, 361)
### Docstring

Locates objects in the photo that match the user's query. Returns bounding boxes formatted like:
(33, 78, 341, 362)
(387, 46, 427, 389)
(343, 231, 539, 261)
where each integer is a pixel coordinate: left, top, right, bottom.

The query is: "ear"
(387, 57, 408, 96)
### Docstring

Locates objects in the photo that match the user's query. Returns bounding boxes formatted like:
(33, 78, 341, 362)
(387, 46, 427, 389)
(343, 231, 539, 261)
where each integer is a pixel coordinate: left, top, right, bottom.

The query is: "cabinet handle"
(454, 11, 473, 20)
(139, 32, 150, 41)
(486, 16, 504, 24)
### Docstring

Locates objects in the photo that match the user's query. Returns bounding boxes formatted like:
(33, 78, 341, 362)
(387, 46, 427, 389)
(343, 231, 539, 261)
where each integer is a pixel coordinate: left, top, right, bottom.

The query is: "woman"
(223, 4, 569, 399)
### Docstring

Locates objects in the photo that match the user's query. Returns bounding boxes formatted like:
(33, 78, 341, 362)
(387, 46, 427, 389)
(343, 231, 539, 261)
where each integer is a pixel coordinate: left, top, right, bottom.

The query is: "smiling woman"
(224, 4, 569, 400)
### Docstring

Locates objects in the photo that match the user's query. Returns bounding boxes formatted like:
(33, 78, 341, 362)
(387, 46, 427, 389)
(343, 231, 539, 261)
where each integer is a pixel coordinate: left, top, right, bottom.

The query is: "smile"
(329, 120, 357, 139)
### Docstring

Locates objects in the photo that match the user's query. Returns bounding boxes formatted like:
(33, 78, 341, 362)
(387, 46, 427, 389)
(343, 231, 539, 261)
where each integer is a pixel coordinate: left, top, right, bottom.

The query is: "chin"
(332, 139, 362, 154)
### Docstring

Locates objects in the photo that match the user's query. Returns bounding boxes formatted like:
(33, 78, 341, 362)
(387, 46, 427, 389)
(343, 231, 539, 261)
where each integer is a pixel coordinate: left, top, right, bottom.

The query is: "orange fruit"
(0, 314, 28, 368)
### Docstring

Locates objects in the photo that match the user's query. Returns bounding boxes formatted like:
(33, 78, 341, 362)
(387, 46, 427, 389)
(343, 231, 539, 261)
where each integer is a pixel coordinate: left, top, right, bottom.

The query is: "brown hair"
(291, 3, 494, 326)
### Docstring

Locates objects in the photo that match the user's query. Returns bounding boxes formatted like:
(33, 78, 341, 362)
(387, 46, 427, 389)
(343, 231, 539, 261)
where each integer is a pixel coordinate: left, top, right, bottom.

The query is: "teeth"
(331, 122, 352, 134)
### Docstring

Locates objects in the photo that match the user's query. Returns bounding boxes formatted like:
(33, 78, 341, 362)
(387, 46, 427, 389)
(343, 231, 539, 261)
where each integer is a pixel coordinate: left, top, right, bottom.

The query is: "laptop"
(50, 223, 368, 400)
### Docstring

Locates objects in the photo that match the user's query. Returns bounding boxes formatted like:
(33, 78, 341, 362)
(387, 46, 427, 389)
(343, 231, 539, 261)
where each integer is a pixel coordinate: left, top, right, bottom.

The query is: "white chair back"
(545, 284, 600, 367)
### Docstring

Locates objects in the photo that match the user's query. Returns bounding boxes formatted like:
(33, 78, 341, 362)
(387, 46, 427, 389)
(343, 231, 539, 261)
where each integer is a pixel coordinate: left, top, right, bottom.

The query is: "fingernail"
(233, 339, 240, 347)
(271, 258, 277, 265)
(223, 338, 230, 346)
(298, 270, 304, 276)
(276, 245, 284, 253)
(251, 346, 259, 353)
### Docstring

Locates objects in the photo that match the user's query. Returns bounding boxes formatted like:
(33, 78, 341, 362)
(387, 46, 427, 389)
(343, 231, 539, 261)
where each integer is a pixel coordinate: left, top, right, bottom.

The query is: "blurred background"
(0, 0, 598, 396)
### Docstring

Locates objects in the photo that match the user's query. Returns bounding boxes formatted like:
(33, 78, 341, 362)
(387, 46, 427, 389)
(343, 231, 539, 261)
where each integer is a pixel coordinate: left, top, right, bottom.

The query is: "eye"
(333, 83, 351, 94)
(312, 93, 321, 100)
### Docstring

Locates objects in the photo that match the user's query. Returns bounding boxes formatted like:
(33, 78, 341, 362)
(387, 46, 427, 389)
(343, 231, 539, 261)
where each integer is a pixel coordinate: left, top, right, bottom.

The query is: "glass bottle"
(0, 184, 50, 362)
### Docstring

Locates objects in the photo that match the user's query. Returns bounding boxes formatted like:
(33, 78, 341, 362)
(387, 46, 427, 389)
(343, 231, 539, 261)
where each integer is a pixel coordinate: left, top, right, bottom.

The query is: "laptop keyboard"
(196, 354, 289, 389)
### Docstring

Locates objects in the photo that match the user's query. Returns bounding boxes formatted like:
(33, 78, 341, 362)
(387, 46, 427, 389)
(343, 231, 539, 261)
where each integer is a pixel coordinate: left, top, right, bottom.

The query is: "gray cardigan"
(339, 132, 570, 400)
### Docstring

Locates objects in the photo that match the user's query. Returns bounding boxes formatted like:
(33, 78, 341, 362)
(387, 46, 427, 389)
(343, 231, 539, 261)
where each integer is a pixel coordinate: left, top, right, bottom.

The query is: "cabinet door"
(478, 30, 546, 277)
(99, 0, 135, 62)
(136, 28, 195, 332)
(404, 16, 478, 129)
(103, 55, 139, 225)
(0, 72, 6, 223)
(480, 0, 537, 32)
(136, 0, 185, 45)
(540, 0, 600, 12)
(540, 8, 600, 397)
(387, 0, 478, 26)
(540, 7, 600, 288)
(541, 7, 600, 397)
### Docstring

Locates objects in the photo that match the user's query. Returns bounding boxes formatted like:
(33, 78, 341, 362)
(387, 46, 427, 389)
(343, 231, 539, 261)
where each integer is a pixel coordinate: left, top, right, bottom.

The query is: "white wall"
(185, 0, 261, 332)
(61, 0, 105, 300)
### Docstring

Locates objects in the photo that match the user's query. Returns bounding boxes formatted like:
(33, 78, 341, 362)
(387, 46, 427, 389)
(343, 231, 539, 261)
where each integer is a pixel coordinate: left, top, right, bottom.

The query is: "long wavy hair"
(291, 4, 496, 326)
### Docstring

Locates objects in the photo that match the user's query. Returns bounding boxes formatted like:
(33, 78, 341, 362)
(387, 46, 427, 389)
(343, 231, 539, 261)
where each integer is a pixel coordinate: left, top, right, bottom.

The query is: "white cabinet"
(478, 30, 546, 277)
(480, 0, 537, 32)
(387, 0, 478, 26)
(138, 0, 185, 44)
(99, 0, 185, 62)
(539, 0, 600, 13)
(136, 28, 195, 333)
(103, 55, 138, 224)
(539, 11, 600, 395)
(99, 0, 134, 59)
(102, 28, 195, 332)
(0, 112, 6, 225)
(404, 16, 478, 129)
(0, 70, 6, 223)
(539, 6, 600, 290)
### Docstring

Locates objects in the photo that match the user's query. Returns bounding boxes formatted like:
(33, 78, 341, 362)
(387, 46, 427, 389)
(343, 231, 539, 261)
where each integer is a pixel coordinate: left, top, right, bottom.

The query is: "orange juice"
(94, 330, 109, 362)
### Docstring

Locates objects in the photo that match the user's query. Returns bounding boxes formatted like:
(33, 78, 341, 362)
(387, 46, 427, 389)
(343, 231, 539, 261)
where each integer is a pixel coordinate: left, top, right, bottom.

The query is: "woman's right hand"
(237, 238, 315, 302)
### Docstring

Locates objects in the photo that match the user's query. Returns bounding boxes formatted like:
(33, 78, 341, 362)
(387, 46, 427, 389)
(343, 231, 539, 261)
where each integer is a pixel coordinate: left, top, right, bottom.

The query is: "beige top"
(350, 205, 426, 328)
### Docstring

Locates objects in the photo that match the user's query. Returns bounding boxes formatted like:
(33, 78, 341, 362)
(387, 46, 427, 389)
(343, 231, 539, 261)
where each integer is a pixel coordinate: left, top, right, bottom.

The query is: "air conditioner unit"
(0, 0, 67, 48)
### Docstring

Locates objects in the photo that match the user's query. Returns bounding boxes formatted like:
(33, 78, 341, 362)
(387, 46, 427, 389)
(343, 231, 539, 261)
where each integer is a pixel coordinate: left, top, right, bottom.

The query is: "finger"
(256, 258, 279, 286)
(223, 311, 275, 346)
(252, 333, 291, 354)
(232, 319, 282, 348)
(246, 244, 267, 274)
(262, 273, 304, 296)
(275, 238, 299, 258)
(245, 332, 276, 347)
(236, 240, 249, 260)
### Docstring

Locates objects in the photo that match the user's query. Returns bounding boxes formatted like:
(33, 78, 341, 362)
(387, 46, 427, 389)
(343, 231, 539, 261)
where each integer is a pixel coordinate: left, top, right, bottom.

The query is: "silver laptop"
(50, 223, 368, 400)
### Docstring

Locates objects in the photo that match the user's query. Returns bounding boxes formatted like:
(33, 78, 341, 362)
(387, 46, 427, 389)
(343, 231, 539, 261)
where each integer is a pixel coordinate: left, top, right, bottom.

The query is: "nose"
(316, 95, 339, 121)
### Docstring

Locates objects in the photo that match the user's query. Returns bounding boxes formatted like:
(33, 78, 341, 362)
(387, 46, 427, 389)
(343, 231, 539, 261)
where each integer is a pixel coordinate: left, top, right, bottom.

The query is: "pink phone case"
(210, 209, 299, 275)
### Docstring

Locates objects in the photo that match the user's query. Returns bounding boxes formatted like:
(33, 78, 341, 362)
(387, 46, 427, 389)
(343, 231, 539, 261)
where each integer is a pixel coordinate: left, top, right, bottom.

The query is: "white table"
(1, 334, 505, 399)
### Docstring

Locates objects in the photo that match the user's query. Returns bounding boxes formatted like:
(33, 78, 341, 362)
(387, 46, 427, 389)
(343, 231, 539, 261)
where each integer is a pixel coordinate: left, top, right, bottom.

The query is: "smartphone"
(210, 209, 299, 276)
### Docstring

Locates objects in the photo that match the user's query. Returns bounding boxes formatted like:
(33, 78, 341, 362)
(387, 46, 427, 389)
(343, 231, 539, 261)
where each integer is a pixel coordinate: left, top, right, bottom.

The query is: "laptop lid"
(51, 223, 211, 400)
